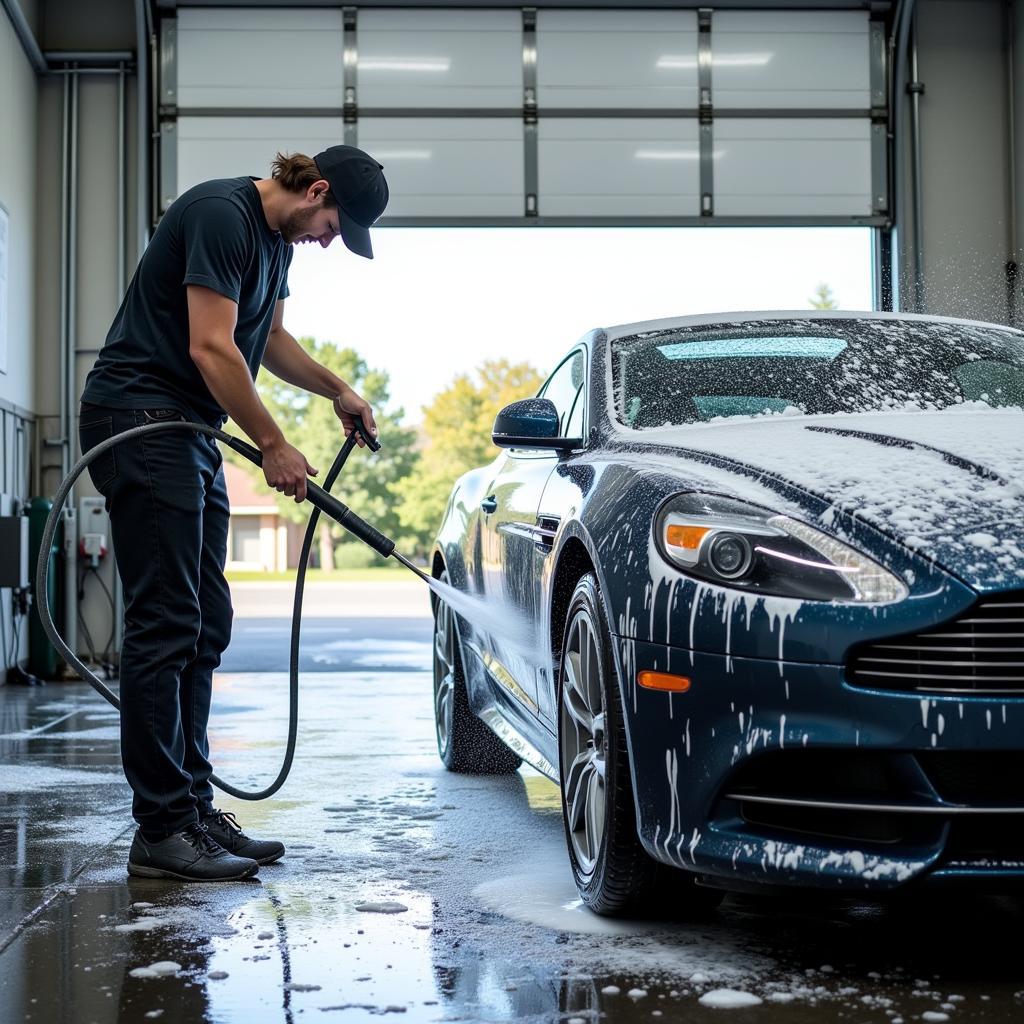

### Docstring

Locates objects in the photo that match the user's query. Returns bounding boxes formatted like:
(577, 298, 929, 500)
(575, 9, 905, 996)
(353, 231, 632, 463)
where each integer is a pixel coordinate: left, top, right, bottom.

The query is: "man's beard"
(281, 205, 319, 244)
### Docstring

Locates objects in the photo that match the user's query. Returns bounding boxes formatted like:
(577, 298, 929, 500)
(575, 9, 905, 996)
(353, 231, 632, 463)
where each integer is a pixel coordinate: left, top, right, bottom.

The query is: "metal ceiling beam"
(156, 1, 886, 10)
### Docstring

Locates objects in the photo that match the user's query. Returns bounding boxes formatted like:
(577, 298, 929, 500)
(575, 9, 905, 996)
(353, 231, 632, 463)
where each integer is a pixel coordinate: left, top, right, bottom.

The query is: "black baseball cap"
(313, 145, 389, 259)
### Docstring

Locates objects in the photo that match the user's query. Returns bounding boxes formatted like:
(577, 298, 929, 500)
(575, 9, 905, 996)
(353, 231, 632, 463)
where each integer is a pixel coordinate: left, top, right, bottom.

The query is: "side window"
(539, 350, 585, 436)
(565, 390, 586, 439)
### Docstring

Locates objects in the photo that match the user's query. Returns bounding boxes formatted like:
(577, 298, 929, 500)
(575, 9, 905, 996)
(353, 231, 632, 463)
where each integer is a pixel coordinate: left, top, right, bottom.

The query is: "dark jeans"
(79, 403, 232, 837)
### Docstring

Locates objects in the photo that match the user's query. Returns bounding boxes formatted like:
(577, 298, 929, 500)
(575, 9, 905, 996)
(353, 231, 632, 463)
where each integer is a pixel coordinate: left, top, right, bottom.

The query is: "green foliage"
(226, 338, 419, 567)
(332, 541, 382, 570)
(392, 359, 544, 554)
(809, 283, 839, 310)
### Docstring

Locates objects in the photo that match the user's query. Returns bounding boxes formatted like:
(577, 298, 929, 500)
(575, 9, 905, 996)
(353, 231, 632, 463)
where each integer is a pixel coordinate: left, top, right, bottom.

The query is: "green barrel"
(28, 497, 61, 679)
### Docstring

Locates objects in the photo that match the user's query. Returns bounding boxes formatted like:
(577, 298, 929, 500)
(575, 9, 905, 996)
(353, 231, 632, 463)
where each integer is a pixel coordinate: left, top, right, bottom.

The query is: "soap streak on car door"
(477, 350, 587, 721)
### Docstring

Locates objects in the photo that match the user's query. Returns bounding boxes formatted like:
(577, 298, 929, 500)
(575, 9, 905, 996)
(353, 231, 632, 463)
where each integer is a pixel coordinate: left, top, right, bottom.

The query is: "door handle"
(480, 495, 497, 514)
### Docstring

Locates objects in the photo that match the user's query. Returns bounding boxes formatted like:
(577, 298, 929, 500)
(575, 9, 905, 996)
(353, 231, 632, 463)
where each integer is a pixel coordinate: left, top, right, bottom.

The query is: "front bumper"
(618, 639, 1024, 891)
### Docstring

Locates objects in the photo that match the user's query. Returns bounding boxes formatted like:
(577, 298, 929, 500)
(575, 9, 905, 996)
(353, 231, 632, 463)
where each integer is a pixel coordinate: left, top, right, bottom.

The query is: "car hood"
(622, 406, 1024, 590)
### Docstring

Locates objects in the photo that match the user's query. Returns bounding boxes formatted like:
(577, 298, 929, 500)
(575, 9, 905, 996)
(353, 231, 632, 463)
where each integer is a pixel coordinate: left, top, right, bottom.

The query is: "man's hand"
(333, 385, 378, 447)
(261, 437, 318, 503)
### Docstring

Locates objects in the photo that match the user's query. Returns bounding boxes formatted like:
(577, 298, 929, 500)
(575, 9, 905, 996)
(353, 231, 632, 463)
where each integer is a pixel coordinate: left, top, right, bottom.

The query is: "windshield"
(611, 318, 1024, 429)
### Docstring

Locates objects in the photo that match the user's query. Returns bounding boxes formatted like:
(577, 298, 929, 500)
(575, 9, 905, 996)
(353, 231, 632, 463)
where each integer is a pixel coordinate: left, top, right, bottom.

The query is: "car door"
(477, 350, 587, 724)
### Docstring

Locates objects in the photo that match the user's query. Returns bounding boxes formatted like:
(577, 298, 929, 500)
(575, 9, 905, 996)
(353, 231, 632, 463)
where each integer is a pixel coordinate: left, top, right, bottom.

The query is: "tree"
(226, 338, 419, 570)
(392, 359, 544, 555)
(809, 283, 839, 309)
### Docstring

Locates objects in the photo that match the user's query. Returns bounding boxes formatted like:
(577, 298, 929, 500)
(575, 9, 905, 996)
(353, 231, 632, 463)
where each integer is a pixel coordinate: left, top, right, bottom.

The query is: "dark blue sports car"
(430, 311, 1024, 915)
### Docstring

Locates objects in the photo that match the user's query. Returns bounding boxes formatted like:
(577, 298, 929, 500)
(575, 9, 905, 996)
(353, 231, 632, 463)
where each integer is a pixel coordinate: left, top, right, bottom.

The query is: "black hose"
(35, 417, 386, 800)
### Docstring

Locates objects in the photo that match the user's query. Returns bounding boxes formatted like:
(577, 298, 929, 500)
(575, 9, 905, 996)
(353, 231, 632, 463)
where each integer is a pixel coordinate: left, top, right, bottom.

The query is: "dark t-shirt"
(82, 176, 293, 426)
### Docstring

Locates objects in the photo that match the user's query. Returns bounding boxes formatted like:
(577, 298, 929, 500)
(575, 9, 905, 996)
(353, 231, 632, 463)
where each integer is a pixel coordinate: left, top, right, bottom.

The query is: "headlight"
(655, 493, 908, 603)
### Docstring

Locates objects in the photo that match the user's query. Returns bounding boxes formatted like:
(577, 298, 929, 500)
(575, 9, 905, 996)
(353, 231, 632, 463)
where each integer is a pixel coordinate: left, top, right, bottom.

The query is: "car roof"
(601, 309, 1023, 342)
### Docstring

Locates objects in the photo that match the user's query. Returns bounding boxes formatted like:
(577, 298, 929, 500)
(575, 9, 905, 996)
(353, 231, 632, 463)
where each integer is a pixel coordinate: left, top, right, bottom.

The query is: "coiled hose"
(35, 416, 390, 800)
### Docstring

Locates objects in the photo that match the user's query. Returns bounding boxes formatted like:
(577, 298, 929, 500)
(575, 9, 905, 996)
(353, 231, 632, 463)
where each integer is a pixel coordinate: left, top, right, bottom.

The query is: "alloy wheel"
(559, 606, 607, 876)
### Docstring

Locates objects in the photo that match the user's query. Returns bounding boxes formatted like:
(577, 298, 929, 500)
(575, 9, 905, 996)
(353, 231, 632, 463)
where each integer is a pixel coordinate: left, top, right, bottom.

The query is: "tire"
(432, 568, 522, 775)
(557, 573, 723, 917)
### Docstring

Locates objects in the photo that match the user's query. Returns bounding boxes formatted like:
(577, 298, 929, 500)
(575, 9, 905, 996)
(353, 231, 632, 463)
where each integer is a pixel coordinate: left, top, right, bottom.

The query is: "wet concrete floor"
(1, 583, 1023, 1022)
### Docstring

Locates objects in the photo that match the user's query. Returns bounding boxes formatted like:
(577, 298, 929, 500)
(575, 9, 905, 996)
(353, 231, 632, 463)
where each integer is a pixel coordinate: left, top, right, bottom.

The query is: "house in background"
(223, 461, 305, 571)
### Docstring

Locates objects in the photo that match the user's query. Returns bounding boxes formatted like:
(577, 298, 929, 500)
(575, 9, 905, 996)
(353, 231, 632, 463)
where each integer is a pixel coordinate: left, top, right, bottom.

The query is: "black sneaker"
(202, 808, 286, 865)
(127, 822, 259, 882)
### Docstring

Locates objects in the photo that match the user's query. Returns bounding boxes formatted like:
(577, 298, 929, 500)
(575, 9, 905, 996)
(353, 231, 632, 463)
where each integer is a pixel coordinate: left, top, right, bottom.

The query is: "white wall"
(0, 9, 39, 683)
(0, 10, 38, 414)
(902, 0, 1015, 322)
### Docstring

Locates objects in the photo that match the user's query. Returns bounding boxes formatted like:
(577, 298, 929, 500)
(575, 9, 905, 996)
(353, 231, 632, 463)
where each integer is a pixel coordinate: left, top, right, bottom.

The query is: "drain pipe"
(114, 59, 128, 657)
(908, 14, 925, 312)
(1007, 0, 1019, 327)
(63, 68, 80, 670)
(135, 0, 151, 255)
(891, 0, 916, 312)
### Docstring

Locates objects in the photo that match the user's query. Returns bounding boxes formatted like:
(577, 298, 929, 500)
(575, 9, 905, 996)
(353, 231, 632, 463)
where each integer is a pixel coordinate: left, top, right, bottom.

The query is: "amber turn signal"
(637, 670, 692, 693)
(665, 524, 710, 550)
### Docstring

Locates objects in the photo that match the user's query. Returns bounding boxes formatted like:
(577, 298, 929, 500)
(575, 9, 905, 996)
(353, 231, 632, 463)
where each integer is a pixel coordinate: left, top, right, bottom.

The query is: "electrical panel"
(0, 515, 29, 588)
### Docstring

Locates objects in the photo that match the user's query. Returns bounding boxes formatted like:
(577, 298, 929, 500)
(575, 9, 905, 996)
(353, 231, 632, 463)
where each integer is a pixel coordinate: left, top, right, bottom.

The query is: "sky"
(282, 226, 875, 424)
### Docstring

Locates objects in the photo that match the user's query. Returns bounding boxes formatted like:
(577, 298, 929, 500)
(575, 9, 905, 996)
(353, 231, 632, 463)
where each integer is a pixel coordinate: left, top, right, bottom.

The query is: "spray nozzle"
(352, 415, 381, 453)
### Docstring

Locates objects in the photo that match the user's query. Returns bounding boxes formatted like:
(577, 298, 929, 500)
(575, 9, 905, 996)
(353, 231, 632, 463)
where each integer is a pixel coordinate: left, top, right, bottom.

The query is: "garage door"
(159, 6, 887, 226)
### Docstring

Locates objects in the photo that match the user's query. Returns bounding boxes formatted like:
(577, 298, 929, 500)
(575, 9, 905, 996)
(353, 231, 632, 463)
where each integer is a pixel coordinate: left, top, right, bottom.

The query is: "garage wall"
(0, 9, 38, 415)
(0, 0, 139, 681)
(0, 6, 40, 682)
(900, 0, 1016, 324)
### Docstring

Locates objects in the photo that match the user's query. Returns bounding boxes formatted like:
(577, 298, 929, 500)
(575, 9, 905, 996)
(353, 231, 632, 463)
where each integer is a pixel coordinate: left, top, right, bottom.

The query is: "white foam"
(354, 901, 408, 914)
(130, 962, 181, 979)
(699, 990, 764, 1008)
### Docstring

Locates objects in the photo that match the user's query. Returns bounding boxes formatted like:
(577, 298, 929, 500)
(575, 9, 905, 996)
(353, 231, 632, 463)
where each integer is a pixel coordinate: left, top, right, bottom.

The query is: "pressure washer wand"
(220, 428, 398, 560)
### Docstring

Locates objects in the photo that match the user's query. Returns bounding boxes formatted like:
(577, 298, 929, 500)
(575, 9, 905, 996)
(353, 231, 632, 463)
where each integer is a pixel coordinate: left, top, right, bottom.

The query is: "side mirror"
(492, 398, 582, 450)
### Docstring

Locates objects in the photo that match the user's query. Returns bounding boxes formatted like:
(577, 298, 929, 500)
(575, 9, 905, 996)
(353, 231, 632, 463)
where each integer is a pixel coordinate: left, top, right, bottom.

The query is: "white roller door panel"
(714, 120, 871, 217)
(177, 117, 344, 197)
(177, 9, 344, 109)
(358, 119, 523, 217)
(713, 11, 870, 109)
(536, 11, 699, 109)
(539, 120, 700, 217)
(358, 10, 521, 109)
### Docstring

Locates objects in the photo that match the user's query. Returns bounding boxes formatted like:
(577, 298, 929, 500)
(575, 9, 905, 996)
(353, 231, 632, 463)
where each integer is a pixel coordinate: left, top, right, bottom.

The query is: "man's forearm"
(263, 328, 343, 399)
(191, 338, 284, 450)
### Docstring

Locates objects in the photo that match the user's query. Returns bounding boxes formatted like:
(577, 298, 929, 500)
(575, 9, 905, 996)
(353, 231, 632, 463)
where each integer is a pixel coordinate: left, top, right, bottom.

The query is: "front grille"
(847, 591, 1024, 694)
(722, 751, 934, 846)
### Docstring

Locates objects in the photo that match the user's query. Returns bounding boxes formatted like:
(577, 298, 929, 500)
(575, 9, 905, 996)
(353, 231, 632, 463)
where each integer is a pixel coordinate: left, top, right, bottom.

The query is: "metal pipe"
(68, 69, 79, 479)
(148, 1, 160, 236)
(909, 14, 925, 312)
(58, 74, 70, 475)
(48, 67, 131, 76)
(115, 48, 131, 660)
(64, 68, 80, 666)
(44, 50, 134, 64)
(135, 0, 151, 257)
(1007, 0, 1019, 327)
(118, 62, 127, 298)
(0, 0, 46, 73)
(891, 0, 917, 312)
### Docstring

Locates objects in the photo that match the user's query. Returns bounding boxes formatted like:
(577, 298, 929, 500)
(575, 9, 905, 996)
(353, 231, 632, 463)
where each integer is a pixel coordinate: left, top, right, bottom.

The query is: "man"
(79, 145, 389, 881)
